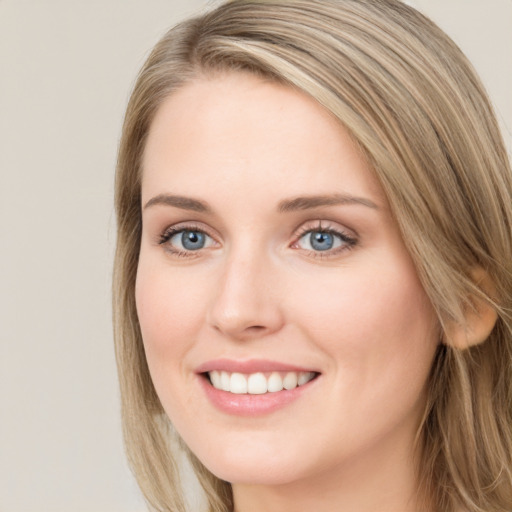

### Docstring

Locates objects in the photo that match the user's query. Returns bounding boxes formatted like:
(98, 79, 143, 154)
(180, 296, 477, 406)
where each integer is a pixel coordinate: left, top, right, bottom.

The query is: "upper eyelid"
(157, 226, 217, 257)
(157, 223, 216, 248)
(159, 219, 352, 235)
(293, 219, 357, 238)
(294, 227, 357, 245)
(161, 222, 216, 237)
(157, 214, 360, 244)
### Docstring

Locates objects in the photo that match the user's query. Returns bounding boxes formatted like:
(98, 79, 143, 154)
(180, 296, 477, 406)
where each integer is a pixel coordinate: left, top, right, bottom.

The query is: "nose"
(207, 247, 285, 341)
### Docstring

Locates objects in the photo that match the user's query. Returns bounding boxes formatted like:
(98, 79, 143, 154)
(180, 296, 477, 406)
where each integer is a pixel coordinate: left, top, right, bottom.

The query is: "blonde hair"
(113, 1, 512, 511)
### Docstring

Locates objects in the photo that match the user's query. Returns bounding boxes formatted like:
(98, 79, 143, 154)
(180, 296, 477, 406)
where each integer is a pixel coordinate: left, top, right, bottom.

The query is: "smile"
(196, 359, 321, 415)
(207, 370, 317, 395)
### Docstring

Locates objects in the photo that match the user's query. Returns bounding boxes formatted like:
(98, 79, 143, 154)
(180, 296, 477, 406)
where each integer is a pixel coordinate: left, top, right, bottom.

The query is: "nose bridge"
(208, 237, 283, 339)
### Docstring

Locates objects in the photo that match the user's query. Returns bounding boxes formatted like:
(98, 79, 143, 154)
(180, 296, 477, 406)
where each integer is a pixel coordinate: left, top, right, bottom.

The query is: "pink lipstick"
(196, 359, 320, 416)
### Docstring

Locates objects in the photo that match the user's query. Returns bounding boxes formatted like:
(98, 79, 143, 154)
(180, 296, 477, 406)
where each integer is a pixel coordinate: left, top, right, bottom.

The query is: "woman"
(113, 1, 512, 511)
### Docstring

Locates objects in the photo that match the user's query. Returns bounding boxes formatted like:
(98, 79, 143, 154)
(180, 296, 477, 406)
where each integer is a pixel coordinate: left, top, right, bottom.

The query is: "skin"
(136, 72, 440, 512)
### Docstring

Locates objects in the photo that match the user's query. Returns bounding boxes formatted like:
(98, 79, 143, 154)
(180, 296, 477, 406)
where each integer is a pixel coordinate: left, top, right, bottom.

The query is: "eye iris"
(310, 231, 334, 251)
(181, 231, 205, 250)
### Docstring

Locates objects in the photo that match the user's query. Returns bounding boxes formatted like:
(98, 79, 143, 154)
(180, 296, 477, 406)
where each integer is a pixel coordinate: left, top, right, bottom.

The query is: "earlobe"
(444, 268, 498, 349)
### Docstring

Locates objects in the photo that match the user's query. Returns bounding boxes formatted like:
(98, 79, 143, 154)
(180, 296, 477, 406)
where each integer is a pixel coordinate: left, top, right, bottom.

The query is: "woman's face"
(137, 72, 439, 488)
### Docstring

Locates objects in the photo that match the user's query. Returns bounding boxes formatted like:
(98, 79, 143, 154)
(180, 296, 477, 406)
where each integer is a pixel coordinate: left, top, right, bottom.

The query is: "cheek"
(288, 257, 438, 375)
(135, 259, 207, 365)
(134, 258, 214, 424)
(284, 260, 439, 454)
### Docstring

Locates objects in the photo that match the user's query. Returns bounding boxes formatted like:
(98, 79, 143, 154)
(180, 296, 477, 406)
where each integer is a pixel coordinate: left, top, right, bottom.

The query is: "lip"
(195, 358, 318, 374)
(196, 359, 320, 416)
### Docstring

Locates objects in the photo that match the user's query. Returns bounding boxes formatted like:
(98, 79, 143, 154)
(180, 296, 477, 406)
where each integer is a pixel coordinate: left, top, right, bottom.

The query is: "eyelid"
(155, 219, 358, 259)
(157, 221, 220, 257)
(158, 222, 209, 242)
(290, 220, 358, 257)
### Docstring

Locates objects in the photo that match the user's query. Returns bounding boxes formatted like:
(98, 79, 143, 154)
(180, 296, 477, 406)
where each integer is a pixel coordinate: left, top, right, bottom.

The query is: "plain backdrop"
(1, 1, 510, 511)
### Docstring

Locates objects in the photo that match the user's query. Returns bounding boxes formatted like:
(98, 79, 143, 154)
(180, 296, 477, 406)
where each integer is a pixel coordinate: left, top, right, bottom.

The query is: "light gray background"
(1, 1, 510, 511)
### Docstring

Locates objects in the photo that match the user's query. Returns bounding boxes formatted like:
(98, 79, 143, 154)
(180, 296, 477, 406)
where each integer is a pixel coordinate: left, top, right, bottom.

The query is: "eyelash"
(292, 222, 358, 258)
(157, 221, 358, 259)
(158, 223, 213, 258)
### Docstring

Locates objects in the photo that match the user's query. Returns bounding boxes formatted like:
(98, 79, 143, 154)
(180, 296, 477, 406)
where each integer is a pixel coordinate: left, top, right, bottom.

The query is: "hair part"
(113, 1, 512, 510)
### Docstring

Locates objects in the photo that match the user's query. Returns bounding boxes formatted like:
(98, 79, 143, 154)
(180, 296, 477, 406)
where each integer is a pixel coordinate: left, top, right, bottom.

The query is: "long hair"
(113, 1, 512, 510)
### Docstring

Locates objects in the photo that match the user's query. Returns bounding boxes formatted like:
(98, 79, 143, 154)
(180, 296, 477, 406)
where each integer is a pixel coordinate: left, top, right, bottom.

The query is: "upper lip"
(195, 358, 319, 374)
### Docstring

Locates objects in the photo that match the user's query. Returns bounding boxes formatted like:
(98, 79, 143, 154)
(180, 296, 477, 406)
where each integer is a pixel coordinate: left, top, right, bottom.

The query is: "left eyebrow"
(277, 193, 379, 212)
(143, 194, 212, 213)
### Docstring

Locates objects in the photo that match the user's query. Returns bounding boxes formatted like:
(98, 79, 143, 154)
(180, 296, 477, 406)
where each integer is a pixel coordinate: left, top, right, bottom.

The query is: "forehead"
(141, 72, 385, 207)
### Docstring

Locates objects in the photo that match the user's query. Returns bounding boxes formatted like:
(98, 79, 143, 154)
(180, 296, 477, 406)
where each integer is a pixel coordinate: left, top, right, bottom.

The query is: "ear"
(444, 268, 498, 349)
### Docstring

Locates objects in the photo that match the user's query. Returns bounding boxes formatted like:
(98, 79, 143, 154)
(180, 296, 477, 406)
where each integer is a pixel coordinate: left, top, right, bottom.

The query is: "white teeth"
(210, 370, 221, 389)
(283, 372, 298, 390)
(267, 372, 284, 392)
(230, 373, 248, 394)
(298, 371, 314, 386)
(220, 371, 230, 391)
(208, 370, 316, 394)
(247, 372, 267, 394)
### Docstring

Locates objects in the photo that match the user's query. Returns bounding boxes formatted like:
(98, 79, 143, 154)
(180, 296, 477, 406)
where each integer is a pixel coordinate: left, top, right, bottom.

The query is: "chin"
(206, 459, 305, 486)
(189, 438, 309, 486)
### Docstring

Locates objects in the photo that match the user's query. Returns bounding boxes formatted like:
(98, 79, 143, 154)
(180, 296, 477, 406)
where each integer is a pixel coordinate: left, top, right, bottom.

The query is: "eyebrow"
(277, 193, 379, 212)
(143, 194, 212, 213)
(143, 192, 379, 214)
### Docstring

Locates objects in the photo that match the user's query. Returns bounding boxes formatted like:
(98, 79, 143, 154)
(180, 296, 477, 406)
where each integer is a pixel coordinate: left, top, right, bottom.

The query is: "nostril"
(212, 324, 266, 336)
(246, 325, 266, 332)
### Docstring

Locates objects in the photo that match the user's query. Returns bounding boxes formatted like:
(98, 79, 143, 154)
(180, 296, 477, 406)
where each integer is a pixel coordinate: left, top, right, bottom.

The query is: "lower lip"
(198, 375, 318, 416)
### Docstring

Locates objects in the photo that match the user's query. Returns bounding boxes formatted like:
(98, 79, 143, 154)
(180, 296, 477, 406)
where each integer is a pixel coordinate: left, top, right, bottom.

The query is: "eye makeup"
(156, 219, 358, 260)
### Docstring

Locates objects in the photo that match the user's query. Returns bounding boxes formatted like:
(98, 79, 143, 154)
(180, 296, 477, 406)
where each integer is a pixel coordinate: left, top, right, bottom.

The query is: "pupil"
(182, 231, 205, 250)
(310, 232, 333, 251)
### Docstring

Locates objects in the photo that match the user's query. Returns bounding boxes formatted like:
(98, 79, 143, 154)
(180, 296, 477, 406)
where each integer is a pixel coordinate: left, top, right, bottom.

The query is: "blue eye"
(160, 227, 215, 254)
(309, 232, 335, 251)
(175, 230, 206, 250)
(296, 228, 355, 253)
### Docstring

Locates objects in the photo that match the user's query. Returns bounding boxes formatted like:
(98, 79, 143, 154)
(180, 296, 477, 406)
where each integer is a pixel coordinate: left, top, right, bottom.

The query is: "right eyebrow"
(143, 194, 212, 213)
(277, 193, 379, 212)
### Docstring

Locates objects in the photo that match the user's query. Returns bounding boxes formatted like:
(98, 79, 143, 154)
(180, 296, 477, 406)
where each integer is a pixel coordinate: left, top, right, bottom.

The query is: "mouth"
(203, 370, 319, 395)
(196, 359, 321, 415)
